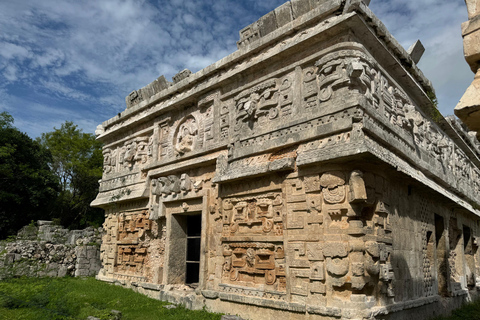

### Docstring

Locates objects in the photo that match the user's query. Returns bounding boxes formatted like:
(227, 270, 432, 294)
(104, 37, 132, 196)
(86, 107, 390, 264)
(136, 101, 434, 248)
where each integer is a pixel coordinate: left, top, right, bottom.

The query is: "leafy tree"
(0, 112, 58, 238)
(38, 121, 104, 229)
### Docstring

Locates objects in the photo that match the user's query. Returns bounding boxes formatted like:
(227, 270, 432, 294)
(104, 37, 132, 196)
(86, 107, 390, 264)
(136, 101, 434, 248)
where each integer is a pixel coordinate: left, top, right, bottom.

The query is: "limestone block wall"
(0, 221, 103, 279)
(92, 0, 480, 319)
(455, 0, 480, 138)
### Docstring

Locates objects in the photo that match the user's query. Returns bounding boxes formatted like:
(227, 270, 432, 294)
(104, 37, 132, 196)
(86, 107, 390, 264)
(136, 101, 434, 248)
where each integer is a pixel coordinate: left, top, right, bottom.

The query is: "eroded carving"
(222, 242, 285, 291)
(174, 116, 198, 156)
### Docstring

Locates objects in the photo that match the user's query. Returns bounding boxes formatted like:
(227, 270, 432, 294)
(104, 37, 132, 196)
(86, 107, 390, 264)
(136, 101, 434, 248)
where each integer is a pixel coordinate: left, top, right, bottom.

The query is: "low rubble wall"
(0, 220, 102, 279)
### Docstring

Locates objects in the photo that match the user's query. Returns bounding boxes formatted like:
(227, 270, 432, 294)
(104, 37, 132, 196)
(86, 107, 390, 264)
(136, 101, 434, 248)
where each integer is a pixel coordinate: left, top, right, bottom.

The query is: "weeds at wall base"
(0, 277, 222, 320)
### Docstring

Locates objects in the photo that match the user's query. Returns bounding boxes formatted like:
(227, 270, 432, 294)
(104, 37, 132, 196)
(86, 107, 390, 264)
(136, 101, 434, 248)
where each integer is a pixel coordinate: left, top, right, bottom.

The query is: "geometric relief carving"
(115, 245, 148, 275)
(113, 209, 151, 278)
(288, 243, 309, 268)
(306, 242, 324, 261)
(302, 66, 319, 110)
(222, 242, 285, 291)
(117, 210, 151, 243)
(342, 48, 480, 205)
(118, 134, 153, 170)
(221, 192, 283, 237)
(286, 179, 307, 230)
(149, 173, 203, 220)
(234, 73, 294, 134)
(103, 148, 117, 175)
(290, 269, 309, 296)
(296, 169, 395, 300)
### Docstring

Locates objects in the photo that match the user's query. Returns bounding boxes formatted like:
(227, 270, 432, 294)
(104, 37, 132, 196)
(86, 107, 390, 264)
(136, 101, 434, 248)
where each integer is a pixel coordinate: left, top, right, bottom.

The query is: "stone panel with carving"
(92, 1, 480, 319)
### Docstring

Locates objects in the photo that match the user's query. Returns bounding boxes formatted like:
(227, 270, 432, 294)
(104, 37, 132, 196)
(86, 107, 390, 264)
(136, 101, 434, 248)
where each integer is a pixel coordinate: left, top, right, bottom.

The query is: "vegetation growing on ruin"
(0, 277, 222, 320)
(433, 300, 480, 320)
(427, 90, 443, 123)
(0, 112, 104, 239)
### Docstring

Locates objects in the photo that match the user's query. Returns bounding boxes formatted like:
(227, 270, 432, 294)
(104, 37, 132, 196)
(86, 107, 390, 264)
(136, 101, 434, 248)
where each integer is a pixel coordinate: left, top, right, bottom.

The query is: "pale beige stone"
(92, 1, 480, 319)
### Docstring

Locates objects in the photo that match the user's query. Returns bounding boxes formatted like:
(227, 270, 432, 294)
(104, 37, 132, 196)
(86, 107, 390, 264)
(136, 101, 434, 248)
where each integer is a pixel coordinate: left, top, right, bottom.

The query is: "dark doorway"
(185, 214, 201, 284)
(463, 225, 475, 288)
(434, 214, 448, 296)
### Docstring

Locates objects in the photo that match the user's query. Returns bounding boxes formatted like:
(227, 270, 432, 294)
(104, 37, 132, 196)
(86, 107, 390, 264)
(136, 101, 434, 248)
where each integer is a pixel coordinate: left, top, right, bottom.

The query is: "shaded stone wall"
(455, 0, 480, 138)
(0, 221, 102, 279)
(93, 0, 480, 319)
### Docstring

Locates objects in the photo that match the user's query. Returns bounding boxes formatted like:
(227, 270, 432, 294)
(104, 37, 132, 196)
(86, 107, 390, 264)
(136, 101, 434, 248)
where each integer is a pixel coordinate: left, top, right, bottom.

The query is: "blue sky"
(0, 0, 471, 138)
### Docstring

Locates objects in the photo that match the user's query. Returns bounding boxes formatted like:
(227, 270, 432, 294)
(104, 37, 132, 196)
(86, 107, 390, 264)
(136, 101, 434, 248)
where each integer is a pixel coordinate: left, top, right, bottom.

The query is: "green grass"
(433, 300, 480, 320)
(0, 277, 222, 320)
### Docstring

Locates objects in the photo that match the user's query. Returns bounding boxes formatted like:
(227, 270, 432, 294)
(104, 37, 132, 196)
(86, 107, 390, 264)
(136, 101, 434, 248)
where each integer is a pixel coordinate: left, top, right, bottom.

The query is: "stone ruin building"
(92, 1, 480, 319)
(455, 0, 480, 139)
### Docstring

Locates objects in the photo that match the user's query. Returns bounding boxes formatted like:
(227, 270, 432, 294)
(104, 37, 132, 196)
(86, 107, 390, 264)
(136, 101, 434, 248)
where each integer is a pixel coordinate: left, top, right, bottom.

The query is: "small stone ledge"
(306, 305, 342, 317)
(213, 157, 295, 183)
(218, 292, 305, 313)
(138, 282, 164, 291)
(95, 274, 116, 283)
(368, 295, 440, 317)
(201, 290, 219, 299)
(451, 289, 469, 297)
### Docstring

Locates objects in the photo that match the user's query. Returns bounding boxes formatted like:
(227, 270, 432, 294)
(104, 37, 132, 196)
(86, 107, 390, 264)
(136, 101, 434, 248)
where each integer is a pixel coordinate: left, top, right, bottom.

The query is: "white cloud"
(0, 0, 473, 138)
(369, 0, 470, 114)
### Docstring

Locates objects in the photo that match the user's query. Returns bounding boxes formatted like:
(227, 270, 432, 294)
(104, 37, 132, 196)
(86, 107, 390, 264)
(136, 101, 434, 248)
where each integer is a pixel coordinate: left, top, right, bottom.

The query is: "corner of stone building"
(455, 0, 480, 139)
(92, 1, 480, 320)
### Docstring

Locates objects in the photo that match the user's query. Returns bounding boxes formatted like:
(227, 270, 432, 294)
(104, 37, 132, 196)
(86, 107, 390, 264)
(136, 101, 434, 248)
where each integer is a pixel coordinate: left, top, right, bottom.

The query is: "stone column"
(455, 0, 480, 139)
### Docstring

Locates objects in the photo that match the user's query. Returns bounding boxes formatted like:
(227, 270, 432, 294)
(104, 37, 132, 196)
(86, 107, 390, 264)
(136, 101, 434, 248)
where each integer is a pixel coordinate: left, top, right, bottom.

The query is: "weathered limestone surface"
(0, 221, 102, 279)
(93, 1, 480, 319)
(455, 0, 480, 138)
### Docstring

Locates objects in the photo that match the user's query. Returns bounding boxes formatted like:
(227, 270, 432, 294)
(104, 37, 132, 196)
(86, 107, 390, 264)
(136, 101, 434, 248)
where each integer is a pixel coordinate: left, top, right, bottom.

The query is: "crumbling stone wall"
(0, 220, 102, 279)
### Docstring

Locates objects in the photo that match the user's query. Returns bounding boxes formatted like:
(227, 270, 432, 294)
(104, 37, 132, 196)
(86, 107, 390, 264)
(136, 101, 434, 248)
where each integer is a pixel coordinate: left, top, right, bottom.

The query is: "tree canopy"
(0, 112, 58, 237)
(0, 113, 104, 239)
(38, 121, 104, 229)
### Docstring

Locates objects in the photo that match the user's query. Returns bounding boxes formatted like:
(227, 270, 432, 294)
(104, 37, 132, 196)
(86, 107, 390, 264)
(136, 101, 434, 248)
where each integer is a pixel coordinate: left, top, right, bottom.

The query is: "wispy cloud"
(369, 0, 470, 115)
(0, 0, 472, 138)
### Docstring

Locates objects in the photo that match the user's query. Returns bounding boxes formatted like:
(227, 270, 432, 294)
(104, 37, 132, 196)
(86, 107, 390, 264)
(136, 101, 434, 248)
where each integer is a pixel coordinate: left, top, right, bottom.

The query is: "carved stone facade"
(455, 0, 480, 138)
(93, 1, 480, 319)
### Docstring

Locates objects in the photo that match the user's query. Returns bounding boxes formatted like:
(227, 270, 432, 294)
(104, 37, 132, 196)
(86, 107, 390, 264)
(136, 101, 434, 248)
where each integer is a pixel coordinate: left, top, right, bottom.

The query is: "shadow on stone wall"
(0, 220, 103, 279)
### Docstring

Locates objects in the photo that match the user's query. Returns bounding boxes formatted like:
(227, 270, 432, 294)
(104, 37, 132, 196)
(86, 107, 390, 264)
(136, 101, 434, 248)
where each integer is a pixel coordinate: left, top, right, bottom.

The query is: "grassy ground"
(0, 277, 222, 320)
(433, 300, 480, 320)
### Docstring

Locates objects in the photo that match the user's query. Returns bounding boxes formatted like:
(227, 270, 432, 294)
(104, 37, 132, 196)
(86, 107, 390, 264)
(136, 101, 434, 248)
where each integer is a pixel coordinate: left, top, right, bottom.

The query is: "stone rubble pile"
(0, 220, 103, 279)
